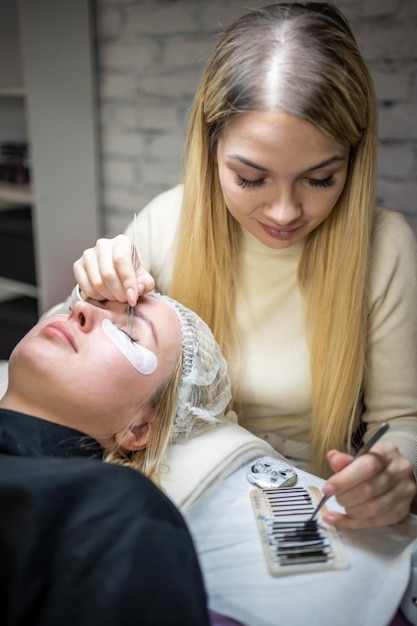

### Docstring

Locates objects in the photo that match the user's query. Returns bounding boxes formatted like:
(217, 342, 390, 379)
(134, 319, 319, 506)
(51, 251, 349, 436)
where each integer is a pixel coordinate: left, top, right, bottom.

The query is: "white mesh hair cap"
(151, 291, 232, 441)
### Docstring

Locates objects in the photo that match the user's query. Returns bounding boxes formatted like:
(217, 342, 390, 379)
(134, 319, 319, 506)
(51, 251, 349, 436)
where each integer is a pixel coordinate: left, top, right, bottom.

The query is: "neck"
(0, 389, 71, 431)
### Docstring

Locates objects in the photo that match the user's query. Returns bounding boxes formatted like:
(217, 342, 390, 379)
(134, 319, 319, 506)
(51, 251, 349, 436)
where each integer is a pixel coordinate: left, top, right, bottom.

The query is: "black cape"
(0, 409, 209, 625)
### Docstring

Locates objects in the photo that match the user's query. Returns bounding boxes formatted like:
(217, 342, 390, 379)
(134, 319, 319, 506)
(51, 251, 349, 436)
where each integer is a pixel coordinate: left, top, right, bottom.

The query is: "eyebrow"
(135, 309, 159, 347)
(227, 154, 346, 173)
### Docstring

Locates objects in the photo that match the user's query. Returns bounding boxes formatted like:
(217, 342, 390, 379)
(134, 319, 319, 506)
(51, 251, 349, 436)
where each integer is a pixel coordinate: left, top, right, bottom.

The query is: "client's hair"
(105, 293, 231, 485)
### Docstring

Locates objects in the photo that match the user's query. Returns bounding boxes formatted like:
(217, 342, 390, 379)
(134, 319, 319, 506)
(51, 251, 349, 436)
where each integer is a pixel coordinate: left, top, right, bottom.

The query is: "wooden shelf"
(0, 277, 38, 300)
(0, 87, 26, 98)
(0, 182, 33, 205)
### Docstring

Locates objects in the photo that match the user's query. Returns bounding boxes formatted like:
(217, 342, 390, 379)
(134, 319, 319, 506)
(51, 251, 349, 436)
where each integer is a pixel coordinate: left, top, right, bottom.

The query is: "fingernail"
(322, 512, 338, 526)
(322, 483, 336, 496)
(126, 288, 137, 306)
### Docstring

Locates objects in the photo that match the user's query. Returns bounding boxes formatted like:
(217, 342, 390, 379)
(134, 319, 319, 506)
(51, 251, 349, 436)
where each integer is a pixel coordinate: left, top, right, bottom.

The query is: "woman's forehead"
(143, 294, 182, 346)
(142, 293, 177, 320)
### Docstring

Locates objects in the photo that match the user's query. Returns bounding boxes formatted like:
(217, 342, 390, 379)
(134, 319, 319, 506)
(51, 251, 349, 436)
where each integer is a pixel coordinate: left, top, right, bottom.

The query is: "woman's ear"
(115, 416, 155, 451)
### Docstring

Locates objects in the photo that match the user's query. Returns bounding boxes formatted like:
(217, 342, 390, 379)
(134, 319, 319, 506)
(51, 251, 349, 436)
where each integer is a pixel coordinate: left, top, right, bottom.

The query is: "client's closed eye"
(118, 327, 138, 344)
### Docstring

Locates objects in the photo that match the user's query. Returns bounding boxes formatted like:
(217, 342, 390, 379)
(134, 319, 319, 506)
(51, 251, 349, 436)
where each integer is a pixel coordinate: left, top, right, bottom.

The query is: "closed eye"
(235, 174, 266, 189)
(118, 327, 138, 344)
(307, 175, 335, 188)
(87, 299, 139, 342)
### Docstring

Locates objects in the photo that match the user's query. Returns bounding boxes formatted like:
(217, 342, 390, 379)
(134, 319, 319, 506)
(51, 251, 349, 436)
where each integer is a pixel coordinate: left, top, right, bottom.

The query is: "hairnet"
(152, 292, 231, 441)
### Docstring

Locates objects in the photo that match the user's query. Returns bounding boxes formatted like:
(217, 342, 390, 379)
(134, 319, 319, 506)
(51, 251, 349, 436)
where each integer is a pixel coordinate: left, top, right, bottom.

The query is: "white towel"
(0, 360, 8, 398)
(161, 412, 278, 510)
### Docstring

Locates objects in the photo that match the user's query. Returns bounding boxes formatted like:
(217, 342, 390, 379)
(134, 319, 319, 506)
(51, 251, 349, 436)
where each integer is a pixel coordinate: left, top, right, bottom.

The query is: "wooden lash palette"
(250, 486, 349, 576)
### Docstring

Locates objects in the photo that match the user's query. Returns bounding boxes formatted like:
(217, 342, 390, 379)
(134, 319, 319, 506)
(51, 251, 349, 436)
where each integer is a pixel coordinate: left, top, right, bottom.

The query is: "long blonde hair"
(170, 3, 377, 476)
(105, 360, 182, 485)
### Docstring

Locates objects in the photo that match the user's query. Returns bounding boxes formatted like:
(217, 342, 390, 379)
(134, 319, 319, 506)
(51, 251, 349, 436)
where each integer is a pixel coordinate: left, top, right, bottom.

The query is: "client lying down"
(0, 292, 232, 483)
(0, 292, 234, 625)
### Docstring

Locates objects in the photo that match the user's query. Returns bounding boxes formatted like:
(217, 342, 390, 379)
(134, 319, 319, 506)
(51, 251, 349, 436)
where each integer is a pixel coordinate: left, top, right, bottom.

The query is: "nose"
(68, 300, 108, 333)
(263, 186, 302, 226)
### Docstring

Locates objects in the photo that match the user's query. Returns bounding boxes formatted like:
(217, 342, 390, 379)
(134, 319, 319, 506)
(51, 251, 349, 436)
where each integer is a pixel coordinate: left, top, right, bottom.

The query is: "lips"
(258, 221, 301, 240)
(42, 322, 77, 351)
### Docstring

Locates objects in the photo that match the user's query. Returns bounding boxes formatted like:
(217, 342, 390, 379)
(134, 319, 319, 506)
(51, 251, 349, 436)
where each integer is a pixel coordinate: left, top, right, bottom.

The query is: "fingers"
(73, 235, 155, 303)
(323, 478, 415, 529)
(321, 442, 416, 529)
(74, 236, 130, 302)
(134, 265, 155, 299)
(326, 449, 354, 473)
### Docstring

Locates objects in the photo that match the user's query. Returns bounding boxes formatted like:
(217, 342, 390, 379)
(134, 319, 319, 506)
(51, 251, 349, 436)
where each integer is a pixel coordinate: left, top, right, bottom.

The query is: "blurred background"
(0, 0, 416, 356)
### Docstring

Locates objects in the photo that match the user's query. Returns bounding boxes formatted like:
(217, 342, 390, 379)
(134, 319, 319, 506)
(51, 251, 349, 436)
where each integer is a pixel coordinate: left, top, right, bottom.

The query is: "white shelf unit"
(0, 1, 36, 316)
(0, 0, 100, 357)
(0, 87, 31, 207)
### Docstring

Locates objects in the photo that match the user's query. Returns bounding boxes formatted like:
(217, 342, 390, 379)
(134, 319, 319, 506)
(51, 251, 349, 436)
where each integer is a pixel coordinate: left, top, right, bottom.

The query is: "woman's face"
(216, 111, 349, 248)
(7, 295, 182, 446)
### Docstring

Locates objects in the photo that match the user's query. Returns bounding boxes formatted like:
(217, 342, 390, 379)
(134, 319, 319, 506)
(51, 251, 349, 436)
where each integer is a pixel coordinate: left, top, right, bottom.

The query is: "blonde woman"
(72, 3, 417, 529)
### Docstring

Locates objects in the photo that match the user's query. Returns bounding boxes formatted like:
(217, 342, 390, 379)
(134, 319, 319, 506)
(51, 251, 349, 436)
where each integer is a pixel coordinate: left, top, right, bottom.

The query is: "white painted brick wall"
(94, 0, 417, 235)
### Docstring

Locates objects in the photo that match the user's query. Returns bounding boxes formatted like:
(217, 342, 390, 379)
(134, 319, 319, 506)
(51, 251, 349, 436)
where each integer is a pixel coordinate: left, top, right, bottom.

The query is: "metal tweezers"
(126, 213, 137, 338)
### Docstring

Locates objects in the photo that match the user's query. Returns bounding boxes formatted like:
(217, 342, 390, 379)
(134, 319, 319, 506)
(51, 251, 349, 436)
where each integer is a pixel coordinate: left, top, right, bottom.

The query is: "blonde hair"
(104, 291, 232, 483)
(170, 3, 377, 476)
(105, 360, 182, 485)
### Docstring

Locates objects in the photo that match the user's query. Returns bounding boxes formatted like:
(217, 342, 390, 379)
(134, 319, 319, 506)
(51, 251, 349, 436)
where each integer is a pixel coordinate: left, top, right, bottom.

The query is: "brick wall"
(94, 0, 417, 236)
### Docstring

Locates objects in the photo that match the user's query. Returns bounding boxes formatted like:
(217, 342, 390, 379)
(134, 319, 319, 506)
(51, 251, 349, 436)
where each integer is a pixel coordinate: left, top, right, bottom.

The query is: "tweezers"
(309, 422, 390, 521)
(126, 213, 138, 338)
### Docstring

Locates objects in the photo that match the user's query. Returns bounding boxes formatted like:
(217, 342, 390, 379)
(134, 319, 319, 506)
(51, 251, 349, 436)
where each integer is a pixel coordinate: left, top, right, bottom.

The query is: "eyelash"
(308, 176, 335, 188)
(92, 301, 138, 342)
(119, 328, 137, 343)
(235, 174, 265, 189)
(235, 174, 336, 189)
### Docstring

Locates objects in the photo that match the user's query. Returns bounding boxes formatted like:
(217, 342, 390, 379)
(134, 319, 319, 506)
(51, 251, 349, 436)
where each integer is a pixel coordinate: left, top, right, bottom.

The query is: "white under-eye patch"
(102, 318, 158, 375)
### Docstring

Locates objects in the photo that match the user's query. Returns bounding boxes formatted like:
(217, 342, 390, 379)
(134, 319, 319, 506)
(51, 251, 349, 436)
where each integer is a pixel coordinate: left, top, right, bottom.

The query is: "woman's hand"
(73, 235, 155, 305)
(321, 441, 417, 529)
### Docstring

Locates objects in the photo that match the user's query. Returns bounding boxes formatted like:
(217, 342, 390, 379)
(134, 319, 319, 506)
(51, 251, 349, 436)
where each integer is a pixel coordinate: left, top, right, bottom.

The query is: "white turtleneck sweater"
(123, 185, 417, 473)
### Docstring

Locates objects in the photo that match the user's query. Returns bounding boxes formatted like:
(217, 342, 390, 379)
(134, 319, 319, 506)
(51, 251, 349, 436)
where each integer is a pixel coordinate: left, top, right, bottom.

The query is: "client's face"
(6, 295, 182, 445)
